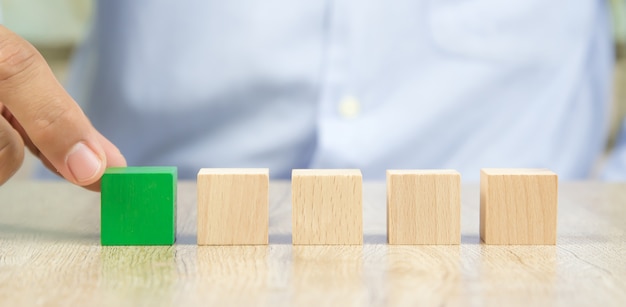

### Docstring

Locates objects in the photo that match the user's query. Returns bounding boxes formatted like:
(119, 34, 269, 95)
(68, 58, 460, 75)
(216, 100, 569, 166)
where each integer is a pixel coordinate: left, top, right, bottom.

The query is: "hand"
(0, 26, 126, 191)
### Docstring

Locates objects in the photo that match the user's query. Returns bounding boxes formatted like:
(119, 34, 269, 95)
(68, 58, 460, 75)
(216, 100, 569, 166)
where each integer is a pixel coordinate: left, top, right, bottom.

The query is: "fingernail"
(66, 142, 103, 183)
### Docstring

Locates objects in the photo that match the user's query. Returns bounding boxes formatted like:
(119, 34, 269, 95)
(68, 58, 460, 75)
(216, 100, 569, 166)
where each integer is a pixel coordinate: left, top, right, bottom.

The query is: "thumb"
(0, 25, 125, 186)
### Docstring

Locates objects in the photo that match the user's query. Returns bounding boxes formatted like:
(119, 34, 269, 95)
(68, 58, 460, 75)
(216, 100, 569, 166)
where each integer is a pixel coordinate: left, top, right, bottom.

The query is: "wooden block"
(387, 170, 461, 245)
(101, 167, 177, 246)
(197, 168, 269, 245)
(292, 169, 363, 245)
(480, 168, 558, 245)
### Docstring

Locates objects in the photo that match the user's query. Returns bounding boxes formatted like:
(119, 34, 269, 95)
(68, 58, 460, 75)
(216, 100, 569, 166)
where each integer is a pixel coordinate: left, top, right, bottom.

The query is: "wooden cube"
(292, 169, 363, 245)
(387, 170, 461, 245)
(101, 167, 177, 246)
(197, 168, 269, 245)
(480, 168, 558, 245)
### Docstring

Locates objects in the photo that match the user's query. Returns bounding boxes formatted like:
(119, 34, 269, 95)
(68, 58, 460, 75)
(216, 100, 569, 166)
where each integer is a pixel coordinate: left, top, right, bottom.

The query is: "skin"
(0, 26, 126, 191)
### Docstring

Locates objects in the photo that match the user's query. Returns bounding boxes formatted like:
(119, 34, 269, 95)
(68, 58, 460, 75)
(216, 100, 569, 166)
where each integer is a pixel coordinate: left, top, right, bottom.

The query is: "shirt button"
(338, 96, 361, 119)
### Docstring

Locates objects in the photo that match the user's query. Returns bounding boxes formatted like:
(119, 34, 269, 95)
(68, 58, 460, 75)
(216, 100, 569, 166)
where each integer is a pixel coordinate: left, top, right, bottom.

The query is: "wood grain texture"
(0, 181, 625, 307)
(291, 169, 363, 245)
(197, 168, 269, 245)
(480, 168, 558, 245)
(387, 170, 461, 245)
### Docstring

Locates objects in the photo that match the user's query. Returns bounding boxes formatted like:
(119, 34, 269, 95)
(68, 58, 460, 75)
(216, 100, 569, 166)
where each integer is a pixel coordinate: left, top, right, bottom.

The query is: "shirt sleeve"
(602, 118, 626, 180)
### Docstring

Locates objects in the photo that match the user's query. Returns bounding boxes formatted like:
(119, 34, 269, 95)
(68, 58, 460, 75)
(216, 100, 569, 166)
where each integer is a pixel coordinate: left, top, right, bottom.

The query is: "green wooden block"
(101, 166, 177, 245)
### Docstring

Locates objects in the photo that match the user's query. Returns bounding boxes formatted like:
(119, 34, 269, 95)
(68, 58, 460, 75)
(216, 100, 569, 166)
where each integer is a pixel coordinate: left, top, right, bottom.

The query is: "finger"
(0, 105, 24, 185)
(5, 102, 127, 191)
(82, 133, 127, 191)
(0, 25, 124, 187)
(98, 133, 127, 168)
(2, 100, 37, 156)
(3, 103, 60, 178)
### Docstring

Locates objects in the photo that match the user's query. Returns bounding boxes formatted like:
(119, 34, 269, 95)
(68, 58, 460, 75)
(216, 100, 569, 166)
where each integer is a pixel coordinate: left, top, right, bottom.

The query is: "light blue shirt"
(57, 0, 619, 181)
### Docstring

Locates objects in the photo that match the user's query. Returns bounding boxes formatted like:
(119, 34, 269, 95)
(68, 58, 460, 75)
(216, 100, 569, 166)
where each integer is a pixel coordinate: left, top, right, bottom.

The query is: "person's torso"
(63, 0, 613, 180)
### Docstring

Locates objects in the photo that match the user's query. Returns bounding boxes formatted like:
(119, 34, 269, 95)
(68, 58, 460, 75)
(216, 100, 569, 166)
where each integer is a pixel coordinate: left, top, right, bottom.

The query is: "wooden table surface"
(0, 181, 625, 306)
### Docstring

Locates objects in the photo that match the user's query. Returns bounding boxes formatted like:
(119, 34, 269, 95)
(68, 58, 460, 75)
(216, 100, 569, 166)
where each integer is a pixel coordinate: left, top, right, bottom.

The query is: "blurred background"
(2, 0, 626, 180)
